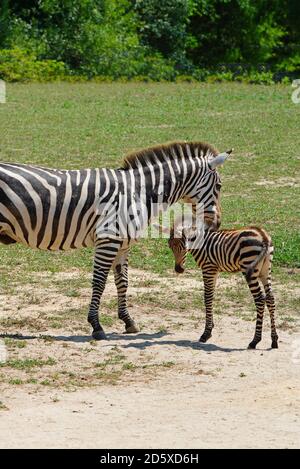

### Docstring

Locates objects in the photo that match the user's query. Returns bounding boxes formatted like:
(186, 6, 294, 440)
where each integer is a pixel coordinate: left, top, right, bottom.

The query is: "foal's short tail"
(245, 241, 269, 282)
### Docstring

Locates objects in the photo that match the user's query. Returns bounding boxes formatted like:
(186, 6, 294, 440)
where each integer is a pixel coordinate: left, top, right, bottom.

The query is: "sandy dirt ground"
(0, 268, 299, 449)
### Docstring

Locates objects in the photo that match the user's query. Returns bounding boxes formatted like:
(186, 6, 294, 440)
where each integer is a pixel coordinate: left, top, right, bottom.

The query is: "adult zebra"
(0, 141, 231, 339)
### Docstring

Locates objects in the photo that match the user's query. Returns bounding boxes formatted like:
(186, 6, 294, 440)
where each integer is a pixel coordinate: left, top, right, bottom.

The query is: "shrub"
(0, 48, 66, 82)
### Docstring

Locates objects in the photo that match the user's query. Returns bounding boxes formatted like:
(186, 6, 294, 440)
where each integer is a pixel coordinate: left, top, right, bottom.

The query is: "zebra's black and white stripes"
(0, 141, 231, 339)
(167, 223, 278, 349)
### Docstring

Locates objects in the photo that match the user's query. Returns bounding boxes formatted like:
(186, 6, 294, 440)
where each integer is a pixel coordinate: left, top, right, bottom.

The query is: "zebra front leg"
(88, 240, 121, 340)
(113, 251, 139, 333)
(246, 277, 266, 349)
(199, 268, 218, 343)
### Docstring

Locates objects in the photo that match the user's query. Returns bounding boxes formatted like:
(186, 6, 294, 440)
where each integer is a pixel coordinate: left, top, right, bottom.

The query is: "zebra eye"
(216, 183, 222, 190)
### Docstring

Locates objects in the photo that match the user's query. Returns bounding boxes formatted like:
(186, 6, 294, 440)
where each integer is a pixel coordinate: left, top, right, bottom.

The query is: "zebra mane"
(120, 141, 219, 170)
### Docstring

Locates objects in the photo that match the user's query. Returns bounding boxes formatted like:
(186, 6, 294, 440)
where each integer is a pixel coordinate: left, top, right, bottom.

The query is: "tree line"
(0, 0, 299, 82)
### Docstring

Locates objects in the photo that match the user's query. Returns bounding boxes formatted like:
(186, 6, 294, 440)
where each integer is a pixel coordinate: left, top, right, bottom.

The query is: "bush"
(0, 48, 66, 82)
(133, 0, 191, 57)
(0, 48, 296, 84)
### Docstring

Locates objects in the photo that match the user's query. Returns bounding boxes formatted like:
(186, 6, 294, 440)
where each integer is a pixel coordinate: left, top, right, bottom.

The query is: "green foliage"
(0, 0, 299, 81)
(3, 0, 177, 80)
(0, 48, 66, 81)
(0, 0, 10, 47)
(186, 0, 285, 66)
(133, 0, 192, 68)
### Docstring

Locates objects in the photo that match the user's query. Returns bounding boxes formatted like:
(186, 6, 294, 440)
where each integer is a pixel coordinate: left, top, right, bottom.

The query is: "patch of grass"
(65, 290, 80, 298)
(173, 322, 185, 330)
(95, 370, 123, 385)
(122, 360, 174, 371)
(161, 361, 175, 368)
(53, 276, 90, 294)
(281, 315, 297, 323)
(0, 317, 45, 331)
(157, 325, 168, 334)
(49, 321, 63, 329)
(41, 379, 51, 386)
(100, 314, 116, 327)
(0, 357, 56, 370)
(122, 362, 136, 371)
(141, 362, 175, 370)
(132, 279, 158, 288)
(8, 378, 23, 385)
(4, 338, 27, 348)
(95, 352, 126, 369)
(102, 298, 118, 312)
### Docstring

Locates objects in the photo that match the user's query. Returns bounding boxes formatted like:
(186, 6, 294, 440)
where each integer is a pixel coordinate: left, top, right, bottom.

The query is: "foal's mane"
(120, 141, 219, 170)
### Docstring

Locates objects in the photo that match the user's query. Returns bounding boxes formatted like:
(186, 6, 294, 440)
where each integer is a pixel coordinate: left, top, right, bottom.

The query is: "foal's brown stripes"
(169, 225, 278, 349)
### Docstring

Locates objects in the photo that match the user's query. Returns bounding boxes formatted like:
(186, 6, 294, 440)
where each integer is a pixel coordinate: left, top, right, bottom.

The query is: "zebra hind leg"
(246, 275, 266, 349)
(261, 273, 278, 349)
(266, 290, 278, 349)
(113, 256, 139, 334)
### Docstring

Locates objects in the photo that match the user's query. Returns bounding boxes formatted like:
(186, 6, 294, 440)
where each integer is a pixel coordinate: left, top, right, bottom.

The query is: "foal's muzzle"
(175, 264, 185, 274)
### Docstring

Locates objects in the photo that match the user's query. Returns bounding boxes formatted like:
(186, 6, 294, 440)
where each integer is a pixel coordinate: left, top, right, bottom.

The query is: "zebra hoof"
(247, 341, 257, 349)
(199, 332, 212, 343)
(92, 330, 107, 340)
(125, 322, 140, 334)
(199, 335, 211, 344)
(271, 340, 278, 349)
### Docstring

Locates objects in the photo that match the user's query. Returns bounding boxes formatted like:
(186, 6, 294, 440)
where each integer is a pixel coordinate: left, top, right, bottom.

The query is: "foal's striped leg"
(264, 283, 278, 348)
(113, 250, 139, 333)
(246, 275, 266, 349)
(199, 267, 218, 343)
(260, 262, 278, 348)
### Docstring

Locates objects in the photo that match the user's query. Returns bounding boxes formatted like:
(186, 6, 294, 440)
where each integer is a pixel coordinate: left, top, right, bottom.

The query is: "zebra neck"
(130, 158, 198, 203)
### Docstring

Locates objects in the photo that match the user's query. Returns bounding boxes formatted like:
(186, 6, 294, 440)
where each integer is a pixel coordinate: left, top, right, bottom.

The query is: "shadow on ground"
(0, 331, 255, 352)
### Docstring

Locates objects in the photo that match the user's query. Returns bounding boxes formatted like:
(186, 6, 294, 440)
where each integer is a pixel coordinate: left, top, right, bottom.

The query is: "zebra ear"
(152, 223, 170, 234)
(209, 148, 233, 170)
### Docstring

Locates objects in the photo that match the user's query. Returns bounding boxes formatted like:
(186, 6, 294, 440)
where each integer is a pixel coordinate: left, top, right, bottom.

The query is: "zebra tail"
(245, 241, 269, 282)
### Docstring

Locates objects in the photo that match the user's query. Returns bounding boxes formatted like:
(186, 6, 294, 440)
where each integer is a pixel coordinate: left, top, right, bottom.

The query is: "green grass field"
(0, 82, 299, 286)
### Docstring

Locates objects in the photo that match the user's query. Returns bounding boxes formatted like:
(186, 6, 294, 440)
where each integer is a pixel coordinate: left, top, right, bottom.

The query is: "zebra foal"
(163, 222, 278, 349)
